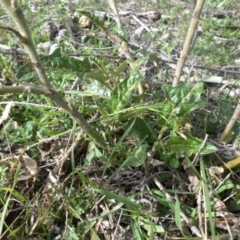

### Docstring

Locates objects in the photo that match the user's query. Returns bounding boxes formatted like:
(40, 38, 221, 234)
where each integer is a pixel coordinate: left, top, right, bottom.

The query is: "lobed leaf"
(162, 82, 205, 120)
(166, 131, 217, 157)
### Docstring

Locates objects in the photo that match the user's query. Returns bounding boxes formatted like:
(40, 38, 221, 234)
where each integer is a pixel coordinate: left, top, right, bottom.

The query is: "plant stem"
(0, 0, 107, 150)
(219, 102, 240, 144)
(172, 0, 205, 87)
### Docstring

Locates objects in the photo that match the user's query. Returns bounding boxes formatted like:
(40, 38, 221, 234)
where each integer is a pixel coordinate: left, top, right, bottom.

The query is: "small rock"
(40, 21, 58, 40)
(149, 11, 161, 22)
(37, 41, 54, 51)
(79, 15, 93, 28)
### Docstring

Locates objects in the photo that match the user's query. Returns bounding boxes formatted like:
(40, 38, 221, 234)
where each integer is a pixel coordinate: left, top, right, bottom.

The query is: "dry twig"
(173, 0, 205, 87)
(0, 0, 107, 150)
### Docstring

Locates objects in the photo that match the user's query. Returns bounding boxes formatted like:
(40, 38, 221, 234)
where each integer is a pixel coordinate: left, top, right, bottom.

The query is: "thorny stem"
(0, 0, 107, 150)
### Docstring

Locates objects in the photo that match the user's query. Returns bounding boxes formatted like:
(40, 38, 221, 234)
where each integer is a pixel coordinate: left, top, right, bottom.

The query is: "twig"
(192, 134, 208, 164)
(173, 0, 205, 87)
(107, 0, 134, 62)
(54, 130, 83, 178)
(0, 25, 26, 43)
(0, 0, 107, 150)
(131, 15, 151, 32)
(219, 102, 240, 144)
(197, 185, 205, 238)
(0, 85, 51, 96)
(2, 45, 240, 76)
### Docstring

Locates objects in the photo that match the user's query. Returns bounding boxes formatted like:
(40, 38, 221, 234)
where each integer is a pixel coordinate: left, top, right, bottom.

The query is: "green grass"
(1, 0, 240, 239)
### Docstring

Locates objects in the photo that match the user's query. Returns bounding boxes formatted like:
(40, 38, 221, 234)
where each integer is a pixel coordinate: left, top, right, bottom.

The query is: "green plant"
(1, 0, 240, 239)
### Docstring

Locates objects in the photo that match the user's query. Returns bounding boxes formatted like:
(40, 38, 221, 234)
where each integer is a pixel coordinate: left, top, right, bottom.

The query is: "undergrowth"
(1, 0, 240, 239)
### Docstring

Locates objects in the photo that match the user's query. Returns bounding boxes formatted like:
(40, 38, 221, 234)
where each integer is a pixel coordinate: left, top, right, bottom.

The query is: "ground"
(1, 0, 240, 239)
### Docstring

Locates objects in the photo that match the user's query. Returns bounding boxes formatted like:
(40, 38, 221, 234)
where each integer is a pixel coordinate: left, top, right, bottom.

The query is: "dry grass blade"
(0, 102, 14, 125)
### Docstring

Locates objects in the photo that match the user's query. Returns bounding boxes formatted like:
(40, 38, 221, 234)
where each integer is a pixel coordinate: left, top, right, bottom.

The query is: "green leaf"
(94, 189, 142, 210)
(141, 224, 165, 234)
(16, 49, 91, 80)
(103, 103, 159, 123)
(131, 218, 144, 240)
(124, 118, 157, 144)
(213, 179, 234, 194)
(169, 158, 180, 169)
(166, 131, 217, 157)
(148, 54, 161, 68)
(105, 56, 148, 113)
(85, 69, 109, 84)
(227, 199, 240, 212)
(200, 159, 216, 236)
(16, 47, 61, 80)
(78, 172, 142, 210)
(126, 144, 148, 167)
(50, 55, 91, 73)
(174, 195, 182, 233)
(106, 72, 143, 113)
(161, 82, 205, 126)
(113, 61, 128, 77)
(85, 142, 107, 163)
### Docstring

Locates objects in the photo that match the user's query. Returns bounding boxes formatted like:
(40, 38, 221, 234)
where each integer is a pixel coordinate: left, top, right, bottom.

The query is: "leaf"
(214, 179, 234, 194)
(16, 49, 92, 80)
(142, 224, 165, 234)
(166, 131, 217, 157)
(103, 103, 160, 123)
(85, 69, 109, 83)
(113, 61, 128, 77)
(85, 142, 107, 163)
(20, 155, 38, 175)
(92, 187, 142, 210)
(79, 171, 133, 212)
(227, 199, 240, 211)
(169, 158, 180, 169)
(126, 144, 148, 167)
(200, 159, 216, 236)
(50, 55, 92, 73)
(124, 118, 157, 144)
(105, 56, 148, 113)
(148, 53, 161, 68)
(106, 72, 143, 113)
(16, 47, 61, 79)
(161, 82, 205, 124)
(131, 219, 144, 240)
(174, 195, 183, 233)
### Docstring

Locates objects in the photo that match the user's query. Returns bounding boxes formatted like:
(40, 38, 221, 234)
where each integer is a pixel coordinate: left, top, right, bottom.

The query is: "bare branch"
(0, 85, 50, 96)
(172, 0, 205, 87)
(0, 0, 107, 150)
(0, 25, 26, 43)
(219, 102, 240, 144)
